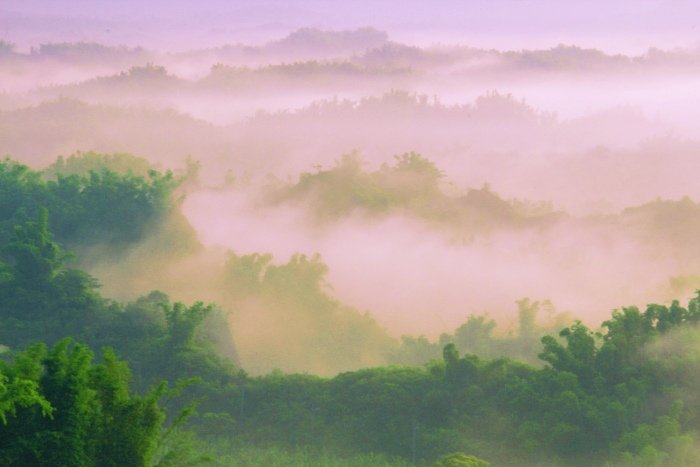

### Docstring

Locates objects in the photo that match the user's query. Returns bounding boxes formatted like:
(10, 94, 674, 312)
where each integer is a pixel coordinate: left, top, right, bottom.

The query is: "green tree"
(0, 340, 166, 467)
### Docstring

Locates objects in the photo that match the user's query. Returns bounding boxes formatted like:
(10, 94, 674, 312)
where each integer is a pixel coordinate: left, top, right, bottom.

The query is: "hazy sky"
(3, 0, 700, 52)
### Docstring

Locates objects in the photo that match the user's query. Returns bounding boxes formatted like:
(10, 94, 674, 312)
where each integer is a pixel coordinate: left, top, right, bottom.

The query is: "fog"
(180, 172, 700, 338)
(4, 1, 700, 53)
(3, 12, 700, 374)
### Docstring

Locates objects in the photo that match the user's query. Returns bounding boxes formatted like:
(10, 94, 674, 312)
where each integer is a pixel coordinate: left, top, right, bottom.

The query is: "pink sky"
(3, 0, 699, 52)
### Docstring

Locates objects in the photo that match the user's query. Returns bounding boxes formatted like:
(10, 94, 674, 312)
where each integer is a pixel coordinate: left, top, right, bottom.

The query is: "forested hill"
(0, 154, 699, 465)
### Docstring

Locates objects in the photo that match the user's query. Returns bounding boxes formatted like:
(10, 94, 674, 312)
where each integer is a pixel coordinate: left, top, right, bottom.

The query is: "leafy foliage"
(0, 156, 177, 250)
(4, 155, 700, 465)
(0, 340, 165, 466)
(266, 152, 559, 235)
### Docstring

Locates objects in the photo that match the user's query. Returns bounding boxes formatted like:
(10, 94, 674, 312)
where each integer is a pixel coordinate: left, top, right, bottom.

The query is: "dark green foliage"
(0, 340, 165, 467)
(208, 442, 413, 466)
(0, 156, 177, 250)
(0, 214, 228, 463)
(0, 211, 237, 400)
(6, 203, 700, 464)
(5, 155, 700, 465)
(224, 296, 700, 465)
(164, 302, 213, 351)
(0, 210, 102, 346)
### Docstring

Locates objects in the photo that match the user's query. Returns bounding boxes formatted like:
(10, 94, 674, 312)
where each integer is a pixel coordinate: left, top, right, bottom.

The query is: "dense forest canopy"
(3, 4, 700, 464)
(0, 155, 697, 465)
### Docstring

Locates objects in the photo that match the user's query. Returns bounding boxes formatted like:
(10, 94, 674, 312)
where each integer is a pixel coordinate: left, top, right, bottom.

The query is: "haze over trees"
(2, 2, 700, 464)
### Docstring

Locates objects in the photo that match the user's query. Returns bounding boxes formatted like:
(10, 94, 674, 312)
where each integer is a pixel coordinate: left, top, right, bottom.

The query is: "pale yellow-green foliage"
(433, 452, 491, 467)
